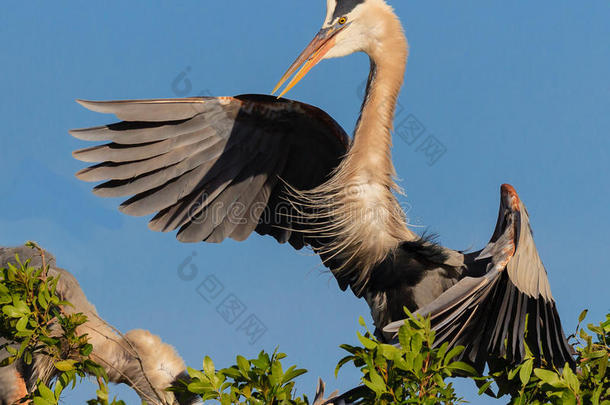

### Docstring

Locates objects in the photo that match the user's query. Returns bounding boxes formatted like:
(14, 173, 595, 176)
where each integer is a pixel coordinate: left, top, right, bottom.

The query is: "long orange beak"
(272, 25, 348, 98)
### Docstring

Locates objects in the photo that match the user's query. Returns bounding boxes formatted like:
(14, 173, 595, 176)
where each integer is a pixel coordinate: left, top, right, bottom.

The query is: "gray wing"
(384, 184, 573, 371)
(71, 94, 348, 248)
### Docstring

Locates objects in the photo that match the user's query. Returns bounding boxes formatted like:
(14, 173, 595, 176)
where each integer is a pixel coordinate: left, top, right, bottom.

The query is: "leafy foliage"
(332, 309, 608, 405)
(334, 313, 478, 404)
(171, 309, 607, 405)
(0, 242, 124, 405)
(481, 309, 610, 405)
(2, 243, 608, 404)
(171, 349, 309, 404)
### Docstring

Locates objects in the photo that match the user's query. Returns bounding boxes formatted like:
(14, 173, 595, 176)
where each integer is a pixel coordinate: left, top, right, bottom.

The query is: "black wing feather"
(71, 94, 348, 248)
(384, 185, 574, 372)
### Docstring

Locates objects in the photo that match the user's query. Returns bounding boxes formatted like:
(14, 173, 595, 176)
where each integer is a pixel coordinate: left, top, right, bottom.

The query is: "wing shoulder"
(384, 185, 573, 371)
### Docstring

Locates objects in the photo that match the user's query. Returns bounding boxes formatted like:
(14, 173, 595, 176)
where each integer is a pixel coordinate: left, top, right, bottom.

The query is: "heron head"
(273, 0, 400, 98)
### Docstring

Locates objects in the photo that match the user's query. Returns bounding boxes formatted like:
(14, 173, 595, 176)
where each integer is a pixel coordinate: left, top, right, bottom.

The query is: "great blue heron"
(70, 0, 573, 370)
(0, 246, 196, 405)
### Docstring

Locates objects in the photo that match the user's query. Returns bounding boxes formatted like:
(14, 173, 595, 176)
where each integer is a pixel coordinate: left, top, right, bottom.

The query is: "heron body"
(0, 246, 196, 405)
(70, 0, 573, 372)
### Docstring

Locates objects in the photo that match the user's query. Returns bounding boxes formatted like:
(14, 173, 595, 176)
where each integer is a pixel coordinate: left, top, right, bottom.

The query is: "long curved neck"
(349, 14, 408, 188)
(296, 7, 414, 294)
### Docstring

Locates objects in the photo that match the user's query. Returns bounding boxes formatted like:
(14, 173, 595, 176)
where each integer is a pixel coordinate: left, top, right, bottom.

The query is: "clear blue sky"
(1, 1, 609, 403)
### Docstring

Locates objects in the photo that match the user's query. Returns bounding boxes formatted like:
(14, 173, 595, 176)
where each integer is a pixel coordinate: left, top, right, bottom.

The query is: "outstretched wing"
(384, 184, 574, 371)
(71, 94, 348, 248)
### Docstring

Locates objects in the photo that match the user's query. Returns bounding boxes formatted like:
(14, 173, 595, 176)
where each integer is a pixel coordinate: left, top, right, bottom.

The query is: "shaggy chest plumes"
(289, 162, 414, 295)
(289, 6, 416, 294)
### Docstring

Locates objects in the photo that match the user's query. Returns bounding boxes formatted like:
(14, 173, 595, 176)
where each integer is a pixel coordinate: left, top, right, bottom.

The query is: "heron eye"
(338, 17, 348, 25)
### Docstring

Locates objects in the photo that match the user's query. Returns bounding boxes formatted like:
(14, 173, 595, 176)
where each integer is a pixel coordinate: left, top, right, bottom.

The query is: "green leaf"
(187, 380, 214, 394)
(508, 364, 522, 381)
(447, 361, 477, 376)
(38, 383, 57, 402)
(282, 366, 307, 384)
(203, 356, 215, 377)
(443, 346, 465, 366)
(33, 397, 54, 405)
(38, 288, 49, 310)
(199, 392, 219, 401)
(410, 332, 423, 354)
(16, 316, 29, 332)
(363, 368, 386, 396)
(437, 342, 449, 363)
(54, 360, 77, 372)
(562, 365, 580, 394)
(591, 385, 604, 405)
(187, 367, 205, 381)
(561, 390, 577, 405)
(220, 367, 241, 379)
(433, 372, 446, 388)
(80, 343, 94, 357)
(378, 343, 400, 360)
(597, 354, 608, 380)
(251, 351, 270, 370)
(519, 359, 534, 386)
(96, 387, 109, 401)
(236, 355, 250, 377)
(0, 356, 16, 367)
(398, 325, 410, 349)
(2, 305, 22, 318)
(335, 355, 355, 377)
(588, 350, 608, 359)
(13, 299, 29, 315)
(477, 380, 494, 396)
(413, 351, 424, 374)
(270, 359, 283, 386)
(357, 332, 377, 350)
(578, 309, 588, 323)
(534, 368, 563, 388)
